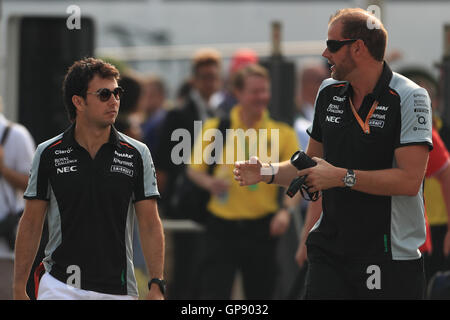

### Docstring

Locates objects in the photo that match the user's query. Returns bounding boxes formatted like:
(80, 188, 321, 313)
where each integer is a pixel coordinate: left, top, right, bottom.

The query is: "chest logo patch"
(57, 165, 77, 174)
(111, 165, 134, 177)
(368, 119, 385, 129)
(326, 115, 341, 124)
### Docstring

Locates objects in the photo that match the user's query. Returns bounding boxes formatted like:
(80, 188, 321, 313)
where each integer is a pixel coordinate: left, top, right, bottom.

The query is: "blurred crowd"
(1, 44, 450, 300)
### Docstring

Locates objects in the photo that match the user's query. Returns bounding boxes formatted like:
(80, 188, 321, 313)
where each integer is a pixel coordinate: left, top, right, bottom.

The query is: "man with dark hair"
(62, 57, 122, 122)
(235, 8, 432, 299)
(157, 48, 223, 206)
(156, 48, 222, 299)
(13, 57, 165, 300)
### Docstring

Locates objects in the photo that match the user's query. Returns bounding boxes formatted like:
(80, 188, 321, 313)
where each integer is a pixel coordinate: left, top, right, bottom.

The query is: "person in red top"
(426, 128, 450, 178)
(420, 127, 450, 281)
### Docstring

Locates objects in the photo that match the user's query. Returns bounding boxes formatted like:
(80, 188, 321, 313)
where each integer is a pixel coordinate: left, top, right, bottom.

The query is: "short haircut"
(329, 8, 388, 62)
(232, 63, 269, 91)
(191, 48, 222, 76)
(62, 57, 120, 121)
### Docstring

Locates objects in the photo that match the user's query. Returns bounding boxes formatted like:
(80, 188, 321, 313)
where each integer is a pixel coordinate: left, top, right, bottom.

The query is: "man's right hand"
(234, 156, 268, 186)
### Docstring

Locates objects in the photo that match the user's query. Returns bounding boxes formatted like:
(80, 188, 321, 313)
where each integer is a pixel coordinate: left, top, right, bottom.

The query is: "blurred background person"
(116, 73, 144, 141)
(400, 68, 450, 284)
(174, 78, 193, 109)
(188, 63, 299, 299)
(281, 60, 329, 299)
(293, 59, 329, 157)
(0, 96, 35, 299)
(157, 48, 223, 299)
(423, 127, 450, 284)
(140, 74, 169, 192)
(216, 48, 259, 117)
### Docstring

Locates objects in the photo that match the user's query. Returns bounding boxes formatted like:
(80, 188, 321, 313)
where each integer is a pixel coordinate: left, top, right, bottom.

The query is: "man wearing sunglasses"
(234, 8, 432, 299)
(13, 58, 165, 300)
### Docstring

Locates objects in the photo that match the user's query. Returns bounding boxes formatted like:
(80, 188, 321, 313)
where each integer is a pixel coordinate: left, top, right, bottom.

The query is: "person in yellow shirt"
(188, 64, 300, 299)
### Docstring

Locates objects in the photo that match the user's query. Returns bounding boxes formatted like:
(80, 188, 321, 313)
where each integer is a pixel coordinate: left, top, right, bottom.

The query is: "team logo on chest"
(56, 165, 77, 174)
(326, 96, 346, 124)
(368, 105, 389, 129)
(326, 115, 341, 124)
(111, 149, 135, 177)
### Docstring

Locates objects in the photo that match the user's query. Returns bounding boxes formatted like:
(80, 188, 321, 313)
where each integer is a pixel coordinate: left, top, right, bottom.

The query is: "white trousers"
(37, 272, 138, 300)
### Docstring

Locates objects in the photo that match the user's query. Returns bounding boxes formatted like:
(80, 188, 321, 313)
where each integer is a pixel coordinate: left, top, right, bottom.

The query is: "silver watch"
(343, 169, 356, 188)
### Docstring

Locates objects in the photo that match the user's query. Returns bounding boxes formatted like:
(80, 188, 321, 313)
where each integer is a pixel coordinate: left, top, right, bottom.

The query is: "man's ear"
(72, 95, 85, 112)
(352, 39, 366, 58)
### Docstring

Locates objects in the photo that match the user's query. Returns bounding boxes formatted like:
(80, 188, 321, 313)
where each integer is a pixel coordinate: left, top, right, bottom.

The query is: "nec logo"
(57, 166, 77, 174)
(326, 115, 341, 123)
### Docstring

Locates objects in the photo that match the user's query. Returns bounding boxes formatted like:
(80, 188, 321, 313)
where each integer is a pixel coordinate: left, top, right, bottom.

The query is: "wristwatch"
(148, 278, 166, 295)
(343, 169, 356, 188)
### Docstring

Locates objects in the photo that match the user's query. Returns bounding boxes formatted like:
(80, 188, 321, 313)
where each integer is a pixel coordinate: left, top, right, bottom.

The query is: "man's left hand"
(297, 157, 344, 192)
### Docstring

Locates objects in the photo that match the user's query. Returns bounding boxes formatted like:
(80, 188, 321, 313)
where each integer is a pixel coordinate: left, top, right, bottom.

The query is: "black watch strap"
(148, 278, 166, 295)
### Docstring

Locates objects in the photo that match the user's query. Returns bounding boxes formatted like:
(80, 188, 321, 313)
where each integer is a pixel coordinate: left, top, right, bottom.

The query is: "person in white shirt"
(0, 97, 35, 299)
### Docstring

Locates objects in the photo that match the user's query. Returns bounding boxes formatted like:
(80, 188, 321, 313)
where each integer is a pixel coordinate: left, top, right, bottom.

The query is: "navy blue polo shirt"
(24, 123, 159, 295)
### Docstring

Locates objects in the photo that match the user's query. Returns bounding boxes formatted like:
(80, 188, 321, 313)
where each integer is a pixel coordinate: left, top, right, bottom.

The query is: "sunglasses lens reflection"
(327, 41, 341, 53)
(98, 89, 111, 101)
(97, 87, 123, 101)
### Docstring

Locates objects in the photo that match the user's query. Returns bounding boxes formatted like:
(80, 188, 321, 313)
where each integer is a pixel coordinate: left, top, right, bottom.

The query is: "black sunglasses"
(326, 39, 358, 53)
(87, 87, 124, 102)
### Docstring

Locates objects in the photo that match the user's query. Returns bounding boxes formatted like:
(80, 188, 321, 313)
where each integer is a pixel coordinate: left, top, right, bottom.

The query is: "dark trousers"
(305, 245, 425, 300)
(199, 213, 278, 300)
(167, 232, 204, 299)
(424, 225, 450, 284)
